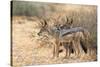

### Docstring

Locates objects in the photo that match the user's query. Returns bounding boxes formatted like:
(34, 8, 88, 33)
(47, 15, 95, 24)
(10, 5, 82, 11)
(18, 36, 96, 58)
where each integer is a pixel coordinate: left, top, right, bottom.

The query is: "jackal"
(58, 26, 94, 58)
(37, 15, 73, 58)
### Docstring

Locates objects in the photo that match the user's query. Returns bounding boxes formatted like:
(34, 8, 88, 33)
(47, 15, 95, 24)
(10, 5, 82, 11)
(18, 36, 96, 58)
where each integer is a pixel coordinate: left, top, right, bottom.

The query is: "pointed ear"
(68, 17, 73, 25)
(70, 18, 73, 25)
(57, 15, 61, 23)
(40, 18, 47, 27)
(43, 19, 47, 27)
(65, 16, 68, 23)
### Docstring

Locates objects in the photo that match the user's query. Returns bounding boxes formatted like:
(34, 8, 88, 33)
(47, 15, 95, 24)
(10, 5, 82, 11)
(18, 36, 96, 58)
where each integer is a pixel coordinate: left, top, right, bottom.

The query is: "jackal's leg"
(72, 41, 78, 56)
(55, 41, 60, 57)
(73, 40, 81, 57)
(63, 43, 70, 58)
(53, 40, 60, 58)
(66, 47, 70, 58)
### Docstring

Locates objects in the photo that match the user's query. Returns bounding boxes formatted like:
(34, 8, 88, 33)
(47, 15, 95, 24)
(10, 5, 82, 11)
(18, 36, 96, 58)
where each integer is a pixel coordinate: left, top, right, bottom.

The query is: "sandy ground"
(12, 16, 96, 66)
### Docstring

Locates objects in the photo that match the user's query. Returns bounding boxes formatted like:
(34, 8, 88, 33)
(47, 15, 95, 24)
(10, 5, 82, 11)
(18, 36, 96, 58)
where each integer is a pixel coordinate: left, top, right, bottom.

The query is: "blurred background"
(11, 1, 97, 45)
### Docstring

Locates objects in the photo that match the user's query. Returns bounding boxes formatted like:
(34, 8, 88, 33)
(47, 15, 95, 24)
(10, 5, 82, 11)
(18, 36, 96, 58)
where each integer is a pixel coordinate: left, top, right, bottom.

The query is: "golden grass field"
(11, 2, 97, 66)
